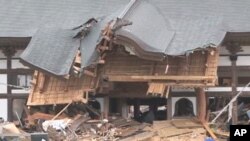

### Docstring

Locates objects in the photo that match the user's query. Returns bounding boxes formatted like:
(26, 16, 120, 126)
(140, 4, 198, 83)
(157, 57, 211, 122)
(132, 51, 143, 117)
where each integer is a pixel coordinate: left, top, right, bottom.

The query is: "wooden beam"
(0, 68, 33, 74)
(108, 75, 216, 81)
(231, 58, 238, 125)
(6, 51, 13, 121)
(0, 94, 28, 99)
(52, 102, 72, 120)
(38, 73, 46, 92)
(83, 70, 96, 77)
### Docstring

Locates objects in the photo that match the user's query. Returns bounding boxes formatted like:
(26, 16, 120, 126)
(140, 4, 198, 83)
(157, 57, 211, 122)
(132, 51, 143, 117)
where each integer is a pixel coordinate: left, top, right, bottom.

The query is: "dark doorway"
(174, 98, 195, 117)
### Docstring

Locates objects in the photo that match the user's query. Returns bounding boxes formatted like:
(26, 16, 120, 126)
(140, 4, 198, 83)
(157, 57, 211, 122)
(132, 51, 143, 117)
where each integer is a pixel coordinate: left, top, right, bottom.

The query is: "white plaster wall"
(0, 60, 6, 69)
(0, 99, 7, 121)
(0, 50, 6, 58)
(218, 56, 250, 66)
(171, 97, 197, 117)
(0, 74, 7, 94)
(12, 59, 29, 69)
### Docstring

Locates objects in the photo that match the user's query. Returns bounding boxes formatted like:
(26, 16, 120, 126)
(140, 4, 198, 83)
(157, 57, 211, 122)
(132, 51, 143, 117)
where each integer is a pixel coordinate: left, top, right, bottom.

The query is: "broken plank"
(202, 122, 218, 141)
(69, 114, 90, 131)
(26, 112, 66, 123)
(52, 102, 72, 120)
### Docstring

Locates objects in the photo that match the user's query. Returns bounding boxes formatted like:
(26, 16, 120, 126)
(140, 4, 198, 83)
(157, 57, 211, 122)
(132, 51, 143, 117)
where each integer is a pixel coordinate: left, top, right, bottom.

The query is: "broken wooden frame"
(27, 71, 96, 106)
(97, 47, 219, 97)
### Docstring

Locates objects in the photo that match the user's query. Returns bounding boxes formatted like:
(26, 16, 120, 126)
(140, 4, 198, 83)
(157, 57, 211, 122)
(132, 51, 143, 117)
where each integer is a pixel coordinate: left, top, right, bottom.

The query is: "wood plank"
(108, 75, 216, 81)
(171, 119, 203, 129)
(38, 73, 46, 92)
(202, 122, 218, 141)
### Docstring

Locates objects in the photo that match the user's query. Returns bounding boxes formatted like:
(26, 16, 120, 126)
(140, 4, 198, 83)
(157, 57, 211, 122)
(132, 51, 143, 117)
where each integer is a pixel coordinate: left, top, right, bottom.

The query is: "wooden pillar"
(226, 42, 241, 125)
(7, 54, 13, 121)
(3, 47, 16, 121)
(134, 99, 140, 120)
(196, 88, 206, 122)
(230, 55, 238, 124)
(167, 95, 172, 120)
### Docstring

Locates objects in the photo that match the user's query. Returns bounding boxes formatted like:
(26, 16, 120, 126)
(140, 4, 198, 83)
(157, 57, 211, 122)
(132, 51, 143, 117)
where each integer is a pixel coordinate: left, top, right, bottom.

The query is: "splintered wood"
(27, 72, 95, 106)
(151, 119, 206, 141)
(147, 82, 170, 98)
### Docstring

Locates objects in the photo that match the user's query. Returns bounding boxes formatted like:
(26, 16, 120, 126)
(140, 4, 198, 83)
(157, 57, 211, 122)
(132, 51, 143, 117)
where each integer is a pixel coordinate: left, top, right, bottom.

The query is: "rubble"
(1, 104, 213, 141)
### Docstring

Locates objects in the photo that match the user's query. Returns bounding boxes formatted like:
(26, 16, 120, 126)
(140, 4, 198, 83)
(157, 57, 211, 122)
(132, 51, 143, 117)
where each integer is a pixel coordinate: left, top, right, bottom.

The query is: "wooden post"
(226, 42, 241, 125)
(3, 47, 16, 121)
(196, 88, 206, 122)
(167, 95, 172, 120)
(134, 99, 140, 120)
(230, 55, 238, 124)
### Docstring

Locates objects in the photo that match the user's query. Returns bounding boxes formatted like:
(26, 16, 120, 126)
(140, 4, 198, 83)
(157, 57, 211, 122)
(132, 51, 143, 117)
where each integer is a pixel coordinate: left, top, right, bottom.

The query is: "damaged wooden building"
(1, 0, 250, 124)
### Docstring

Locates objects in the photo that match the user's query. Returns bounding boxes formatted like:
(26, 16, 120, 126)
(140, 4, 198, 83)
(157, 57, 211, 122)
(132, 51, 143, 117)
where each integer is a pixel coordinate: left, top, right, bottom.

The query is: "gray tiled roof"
(0, 0, 129, 37)
(1, 0, 250, 76)
(20, 27, 80, 76)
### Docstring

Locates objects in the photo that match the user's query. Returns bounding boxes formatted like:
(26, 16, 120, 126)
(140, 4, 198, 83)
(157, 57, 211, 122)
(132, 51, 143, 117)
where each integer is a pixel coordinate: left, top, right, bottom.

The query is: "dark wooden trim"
(0, 93, 28, 99)
(0, 68, 33, 74)
(171, 91, 250, 97)
(167, 94, 172, 120)
(231, 59, 238, 124)
(220, 54, 250, 57)
(7, 52, 13, 121)
(0, 57, 20, 60)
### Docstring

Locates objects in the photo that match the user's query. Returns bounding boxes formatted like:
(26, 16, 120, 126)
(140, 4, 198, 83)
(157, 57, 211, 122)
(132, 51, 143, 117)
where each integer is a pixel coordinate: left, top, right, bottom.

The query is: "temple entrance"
(173, 98, 195, 117)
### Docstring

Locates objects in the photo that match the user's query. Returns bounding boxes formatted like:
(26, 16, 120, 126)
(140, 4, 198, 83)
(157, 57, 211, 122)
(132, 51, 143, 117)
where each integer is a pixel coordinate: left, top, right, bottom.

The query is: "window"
(11, 74, 32, 89)
(218, 77, 231, 86)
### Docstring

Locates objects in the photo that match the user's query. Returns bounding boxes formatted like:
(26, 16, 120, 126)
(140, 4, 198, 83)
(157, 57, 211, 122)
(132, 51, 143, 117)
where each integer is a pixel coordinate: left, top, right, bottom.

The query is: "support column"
(226, 42, 241, 125)
(230, 55, 238, 125)
(3, 47, 16, 121)
(167, 95, 172, 120)
(134, 99, 140, 120)
(196, 88, 206, 122)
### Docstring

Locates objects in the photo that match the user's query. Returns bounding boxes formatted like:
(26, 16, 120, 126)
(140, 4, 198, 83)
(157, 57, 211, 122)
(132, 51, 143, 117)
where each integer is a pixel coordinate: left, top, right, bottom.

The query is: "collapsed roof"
(1, 0, 250, 76)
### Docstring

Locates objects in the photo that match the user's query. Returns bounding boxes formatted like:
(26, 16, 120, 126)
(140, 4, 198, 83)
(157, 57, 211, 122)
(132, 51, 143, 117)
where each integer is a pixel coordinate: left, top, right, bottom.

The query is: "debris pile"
(1, 106, 211, 141)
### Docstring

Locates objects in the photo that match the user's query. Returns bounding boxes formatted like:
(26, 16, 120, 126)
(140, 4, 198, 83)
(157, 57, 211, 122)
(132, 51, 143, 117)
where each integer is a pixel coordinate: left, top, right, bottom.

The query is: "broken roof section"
(20, 0, 174, 76)
(115, 0, 174, 55)
(1, 0, 249, 77)
(20, 28, 80, 76)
